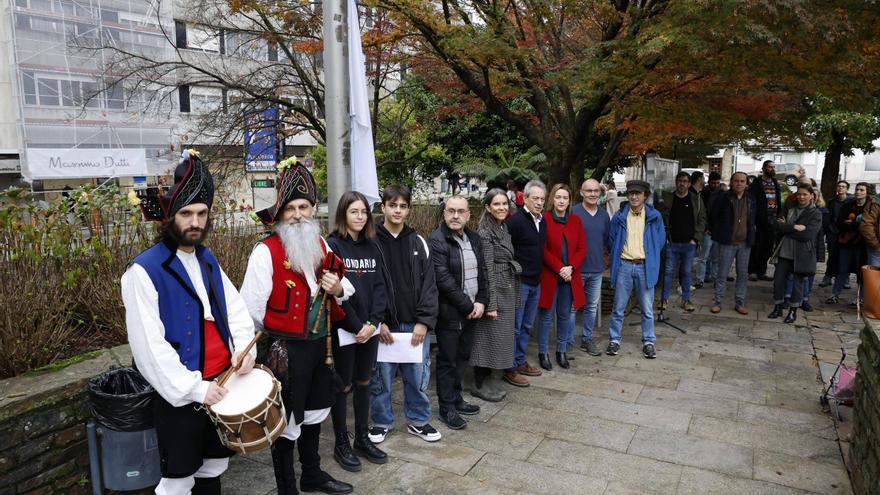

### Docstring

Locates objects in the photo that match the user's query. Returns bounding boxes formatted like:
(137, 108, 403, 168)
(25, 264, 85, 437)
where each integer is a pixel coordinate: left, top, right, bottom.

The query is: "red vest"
(262, 234, 344, 340)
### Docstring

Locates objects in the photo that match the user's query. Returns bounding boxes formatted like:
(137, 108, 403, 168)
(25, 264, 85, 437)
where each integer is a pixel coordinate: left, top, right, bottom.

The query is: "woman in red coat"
(536, 183, 586, 370)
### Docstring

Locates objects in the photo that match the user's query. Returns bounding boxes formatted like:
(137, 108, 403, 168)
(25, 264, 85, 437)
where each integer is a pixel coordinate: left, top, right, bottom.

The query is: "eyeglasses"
(444, 208, 470, 216)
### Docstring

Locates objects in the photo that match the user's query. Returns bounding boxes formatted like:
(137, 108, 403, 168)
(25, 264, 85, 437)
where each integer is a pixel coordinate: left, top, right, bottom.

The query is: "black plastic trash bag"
(88, 366, 155, 432)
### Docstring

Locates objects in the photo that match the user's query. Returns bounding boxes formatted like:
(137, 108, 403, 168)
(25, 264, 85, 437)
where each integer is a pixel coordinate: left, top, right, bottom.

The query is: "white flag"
(347, 0, 380, 206)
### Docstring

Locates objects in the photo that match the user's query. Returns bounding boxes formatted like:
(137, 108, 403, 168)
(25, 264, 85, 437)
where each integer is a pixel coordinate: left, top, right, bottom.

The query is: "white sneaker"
(368, 426, 388, 443)
(407, 423, 442, 442)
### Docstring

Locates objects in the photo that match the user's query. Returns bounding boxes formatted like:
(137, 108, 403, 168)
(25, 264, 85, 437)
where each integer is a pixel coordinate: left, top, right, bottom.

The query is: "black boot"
(192, 476, 221, 495)
(538, 353, 553, 371)
(555, 352, 570, 369)
(352, 383, 387, 464)
(783, 307, 798, 324)
(333, 430, 361, 472)
(768, 304, 784, 319)
(299, 423, 353, 494)
(271, 437, 299, 495)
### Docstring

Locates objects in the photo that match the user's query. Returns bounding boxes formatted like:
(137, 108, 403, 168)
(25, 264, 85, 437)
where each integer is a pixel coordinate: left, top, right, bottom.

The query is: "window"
(187, 24, 220, 53)
(100, 9, 118, 22)
(105, 82, 124, 109)
(37, 78, 59, 105)
(224, 30, 268, 61)
(175, 20, 187, 48)
(21, 71, 37, 105)
(179, 85, 190, 113)
(189, 87, 223, 114)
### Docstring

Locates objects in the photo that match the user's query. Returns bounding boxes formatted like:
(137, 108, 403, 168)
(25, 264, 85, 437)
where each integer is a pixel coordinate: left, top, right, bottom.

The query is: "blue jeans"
(537, 283, 574, 353)
(695, 234, 717, 282)
(869, 248, 880, 266)
(832, 246, 861, 297)
(512, 282, 540, 367)
(715, 243, 750, 306)
(662, 242, 697, 301)
(369, 323, 432, 429)
(580, 272, 603, 343)
(608, 260, 655, 344)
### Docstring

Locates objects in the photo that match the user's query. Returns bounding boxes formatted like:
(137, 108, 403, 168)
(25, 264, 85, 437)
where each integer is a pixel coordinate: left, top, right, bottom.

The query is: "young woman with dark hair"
(326, 191, 388, 472)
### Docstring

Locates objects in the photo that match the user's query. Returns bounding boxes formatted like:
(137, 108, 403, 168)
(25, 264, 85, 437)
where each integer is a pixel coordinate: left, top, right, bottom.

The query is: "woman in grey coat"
(471, 188, 521, 402)
(768, 183, 823, 324)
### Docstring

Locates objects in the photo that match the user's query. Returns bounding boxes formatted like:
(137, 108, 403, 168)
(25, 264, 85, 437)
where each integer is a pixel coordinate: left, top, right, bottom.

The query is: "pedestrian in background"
(604, 179, 620, 218)
(659, 172, 706, 313)
(768, 183, 822, 324)
(471, 189, 520, 400)
(710, 172, 756, 314)
(695, 171, 722, 288)
(606, 180, 665, 359)
(820, 181, 852, 288)
(828, 182, 872, 305)
(748, 160, 782, 282)
(536, 184, 586, 370)
(801, 183, 827, 311)
(572, 178, 610, 356)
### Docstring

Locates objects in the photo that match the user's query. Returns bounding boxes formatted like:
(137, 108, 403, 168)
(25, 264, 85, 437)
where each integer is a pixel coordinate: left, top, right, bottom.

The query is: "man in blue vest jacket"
(122, 150, 256, 495)
(606, 180, 666, 359)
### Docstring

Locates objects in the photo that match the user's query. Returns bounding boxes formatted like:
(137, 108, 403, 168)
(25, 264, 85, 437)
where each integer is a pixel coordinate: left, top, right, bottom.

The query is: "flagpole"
(323, 0, 350, 229)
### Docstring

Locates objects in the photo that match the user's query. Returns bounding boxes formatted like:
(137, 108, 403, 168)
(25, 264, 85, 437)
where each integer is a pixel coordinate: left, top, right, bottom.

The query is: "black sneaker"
(802, 301, 814, 312)
(407, 423, 442, 442)
(693, 281, 704, 289)
(605, 341, 620, 356)
(439, 410, 467, 430)
(368, 426, 388, 444)
(580, 340, 601, 356)
(642, 343, 656, 359)
(455, 401, 480, 416)
(825, 296, 839, 304)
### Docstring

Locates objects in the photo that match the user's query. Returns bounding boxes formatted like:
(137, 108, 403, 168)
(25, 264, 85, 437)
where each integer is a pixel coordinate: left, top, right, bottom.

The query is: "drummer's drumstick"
(216, 330, 264, 387)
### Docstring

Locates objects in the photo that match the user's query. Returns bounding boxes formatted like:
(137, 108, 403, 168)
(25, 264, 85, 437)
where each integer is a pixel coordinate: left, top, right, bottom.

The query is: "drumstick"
(216, 331, 264, 387)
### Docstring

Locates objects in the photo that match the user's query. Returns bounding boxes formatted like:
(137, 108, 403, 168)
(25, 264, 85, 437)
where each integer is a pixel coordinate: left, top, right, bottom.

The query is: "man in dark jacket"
(429, 195, 489, 430)
(369, 185, 441, 444)
(748, 160, 782, 281)
(502, 180, 547, 386)
(710, 172, 757, 314)
(659, 172, 707, 312)
(820, 181, 853, 287)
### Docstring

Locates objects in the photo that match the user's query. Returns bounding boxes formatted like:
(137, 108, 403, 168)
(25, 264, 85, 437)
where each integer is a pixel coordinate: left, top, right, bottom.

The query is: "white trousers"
(281, 407, 330, 440)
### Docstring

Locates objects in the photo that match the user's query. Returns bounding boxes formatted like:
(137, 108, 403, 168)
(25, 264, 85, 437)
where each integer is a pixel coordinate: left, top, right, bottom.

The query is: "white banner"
(25, 148, 148, 179)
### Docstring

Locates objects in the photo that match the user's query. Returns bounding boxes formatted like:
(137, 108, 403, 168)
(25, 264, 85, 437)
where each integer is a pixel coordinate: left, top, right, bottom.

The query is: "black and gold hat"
(255, 157, 317, 225)
(139, 149, 214, 221)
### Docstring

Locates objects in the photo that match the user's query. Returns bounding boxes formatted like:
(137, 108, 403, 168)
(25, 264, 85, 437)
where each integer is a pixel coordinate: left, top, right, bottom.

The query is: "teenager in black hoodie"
(326, 192, 388, 472)
(368, 185, 441, 444)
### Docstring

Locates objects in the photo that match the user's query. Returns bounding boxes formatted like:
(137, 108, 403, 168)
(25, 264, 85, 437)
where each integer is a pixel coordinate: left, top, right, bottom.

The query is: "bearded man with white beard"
(240, 160, 354, 495)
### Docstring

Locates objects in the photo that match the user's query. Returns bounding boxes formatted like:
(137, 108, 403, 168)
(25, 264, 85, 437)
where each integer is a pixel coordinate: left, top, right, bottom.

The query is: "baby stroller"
(820, 348, 858, 421)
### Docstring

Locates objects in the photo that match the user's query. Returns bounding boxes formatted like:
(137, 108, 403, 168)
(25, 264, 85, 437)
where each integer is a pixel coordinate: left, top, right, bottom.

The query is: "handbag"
(861, 265, 880, 318)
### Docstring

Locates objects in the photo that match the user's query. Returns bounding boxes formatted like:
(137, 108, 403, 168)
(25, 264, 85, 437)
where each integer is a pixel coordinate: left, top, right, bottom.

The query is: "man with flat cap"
(122, 150, 257, 494)
(606, 180, 666, 359)
(240, 158, 354, 495)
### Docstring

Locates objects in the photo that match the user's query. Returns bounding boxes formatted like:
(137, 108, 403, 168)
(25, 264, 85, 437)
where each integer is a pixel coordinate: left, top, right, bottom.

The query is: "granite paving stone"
(753, 449, 853, 494)
(627, 427, 753, 478)
(676, 466, 811, 495)
(559, 392, 693, 433)
(635, 387, 740, 419)
(467, 452, 607, 494)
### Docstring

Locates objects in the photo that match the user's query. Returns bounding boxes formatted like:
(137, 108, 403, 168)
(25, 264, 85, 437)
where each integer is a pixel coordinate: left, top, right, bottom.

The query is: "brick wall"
(0, 346, 131, 495)
(851, 319, 880, 495)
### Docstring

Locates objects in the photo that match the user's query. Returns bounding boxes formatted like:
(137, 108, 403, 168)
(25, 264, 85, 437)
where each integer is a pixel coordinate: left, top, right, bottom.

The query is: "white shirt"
(240, 237, 355, 332)
(529, 209, 543, 231)
(121, 249, 256, 407)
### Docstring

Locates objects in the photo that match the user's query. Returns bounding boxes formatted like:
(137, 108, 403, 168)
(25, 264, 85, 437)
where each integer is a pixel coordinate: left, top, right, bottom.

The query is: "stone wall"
(852, 318, 880, 495)
(0, 346, 131, 495)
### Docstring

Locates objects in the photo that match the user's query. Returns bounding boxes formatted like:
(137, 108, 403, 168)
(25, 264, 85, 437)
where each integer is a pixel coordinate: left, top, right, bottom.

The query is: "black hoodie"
(375, 223, 439, 331)
(326, 232, 387, 331)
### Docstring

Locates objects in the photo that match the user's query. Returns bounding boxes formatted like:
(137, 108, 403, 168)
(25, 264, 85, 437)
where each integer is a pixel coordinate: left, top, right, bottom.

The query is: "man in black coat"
(429, 195, 489, 431)
(819, 180, 853, 287)
(747, 160, 782, 281)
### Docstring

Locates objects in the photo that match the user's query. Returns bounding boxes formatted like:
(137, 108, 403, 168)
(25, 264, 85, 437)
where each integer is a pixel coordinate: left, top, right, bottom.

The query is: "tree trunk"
(821, 129, 845, 202)
(546, 157, 572, 190)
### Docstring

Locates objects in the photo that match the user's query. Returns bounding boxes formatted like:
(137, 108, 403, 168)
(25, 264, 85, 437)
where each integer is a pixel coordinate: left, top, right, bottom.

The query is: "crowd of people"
(122, 151, 867, 495)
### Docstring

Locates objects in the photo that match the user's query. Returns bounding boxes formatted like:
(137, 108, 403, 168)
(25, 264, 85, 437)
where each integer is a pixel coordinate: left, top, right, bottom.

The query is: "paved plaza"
(225, 274, 861, 494)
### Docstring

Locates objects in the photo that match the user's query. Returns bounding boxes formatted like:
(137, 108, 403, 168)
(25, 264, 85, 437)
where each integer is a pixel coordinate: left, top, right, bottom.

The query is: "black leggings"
(330, 333, 379, 436)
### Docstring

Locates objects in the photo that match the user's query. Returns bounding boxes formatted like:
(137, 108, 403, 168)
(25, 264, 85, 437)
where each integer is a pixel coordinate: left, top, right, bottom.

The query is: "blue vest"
(133, 239, 231, 372)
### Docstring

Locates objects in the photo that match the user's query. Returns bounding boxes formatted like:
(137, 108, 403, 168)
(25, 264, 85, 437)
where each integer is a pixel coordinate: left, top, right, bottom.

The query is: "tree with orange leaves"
(376, 0, 880, 187)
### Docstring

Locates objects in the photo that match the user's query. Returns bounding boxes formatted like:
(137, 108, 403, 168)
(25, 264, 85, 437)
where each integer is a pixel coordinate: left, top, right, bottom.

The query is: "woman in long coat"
(470, 188, 521, 403)
(768, 183, 823, 324)
(537, 184, 586, 371)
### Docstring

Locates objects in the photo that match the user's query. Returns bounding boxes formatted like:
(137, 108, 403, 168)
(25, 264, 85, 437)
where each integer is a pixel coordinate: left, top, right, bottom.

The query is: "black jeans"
(749, 221, 776, 276)
(773, 257, 806, 307)
(435, 322, 474, 414)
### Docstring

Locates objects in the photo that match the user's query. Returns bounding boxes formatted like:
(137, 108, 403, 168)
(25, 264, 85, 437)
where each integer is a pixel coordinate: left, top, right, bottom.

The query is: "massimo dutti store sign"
(25, 148, 148, 179)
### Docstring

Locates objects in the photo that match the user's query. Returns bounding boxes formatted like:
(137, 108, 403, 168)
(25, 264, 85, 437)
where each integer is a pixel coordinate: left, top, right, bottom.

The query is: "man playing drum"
(121, 150, 257, 495)
(241, 160, 354, 495)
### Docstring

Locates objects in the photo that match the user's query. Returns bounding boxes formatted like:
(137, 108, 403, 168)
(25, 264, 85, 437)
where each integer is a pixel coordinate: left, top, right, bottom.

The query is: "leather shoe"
(735, 306, 749, 315)
(555, 352, 570, 369)
(514, 363, 542, 376)
(768, 304, 783, 319)
(332, 431, 361, 472)
(710, 305, 721, 313)
(503, 371, 530, 387)
(300, 478, 353, 494)
(538, 353, 553, 371)
(783, 308, 798, 324)
(353, 433, 387, 464)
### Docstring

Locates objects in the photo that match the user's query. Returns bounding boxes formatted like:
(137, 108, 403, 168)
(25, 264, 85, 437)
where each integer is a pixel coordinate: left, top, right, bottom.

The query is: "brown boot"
(503, 371, 530, 387)
(514, 363, 542, 377)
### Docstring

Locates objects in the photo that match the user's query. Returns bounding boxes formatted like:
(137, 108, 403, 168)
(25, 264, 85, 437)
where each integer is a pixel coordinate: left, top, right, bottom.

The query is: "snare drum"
(207, 364, 286, 454)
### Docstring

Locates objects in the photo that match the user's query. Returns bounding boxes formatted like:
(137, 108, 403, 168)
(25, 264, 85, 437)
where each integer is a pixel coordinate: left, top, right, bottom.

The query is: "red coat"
(538, 211, 587, 310)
